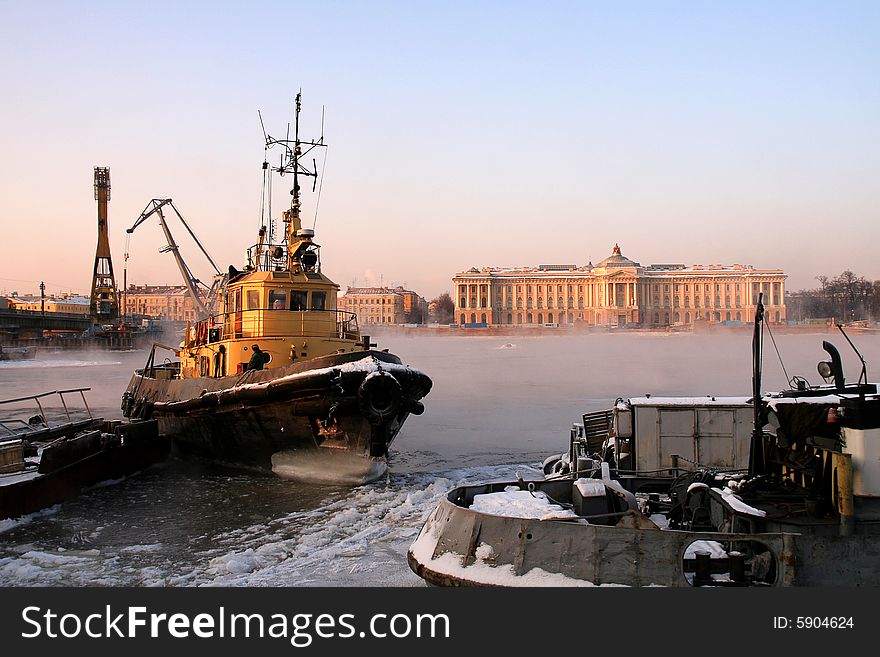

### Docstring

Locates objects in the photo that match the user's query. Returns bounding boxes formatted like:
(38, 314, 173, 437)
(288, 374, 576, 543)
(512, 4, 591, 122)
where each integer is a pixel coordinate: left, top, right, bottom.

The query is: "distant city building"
(8, 294, 90, 315)
(338, 286, 428, 326)
(123, 285, 199, 322)
(453, 244, 786, 327)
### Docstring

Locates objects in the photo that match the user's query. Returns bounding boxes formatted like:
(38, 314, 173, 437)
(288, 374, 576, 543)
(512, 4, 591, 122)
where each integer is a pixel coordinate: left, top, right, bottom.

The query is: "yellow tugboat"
(121, 93, 432, 483)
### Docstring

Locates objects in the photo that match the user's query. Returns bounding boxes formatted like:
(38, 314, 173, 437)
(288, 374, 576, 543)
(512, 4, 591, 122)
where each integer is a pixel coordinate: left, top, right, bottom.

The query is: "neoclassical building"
(453, 244, 786, 328)
(123, 285, 200, 322)
(338, 286, 428, 326)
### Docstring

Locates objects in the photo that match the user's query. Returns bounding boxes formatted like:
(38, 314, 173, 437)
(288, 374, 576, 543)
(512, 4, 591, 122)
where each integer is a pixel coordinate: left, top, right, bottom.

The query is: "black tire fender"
(358, 371, 402, 424)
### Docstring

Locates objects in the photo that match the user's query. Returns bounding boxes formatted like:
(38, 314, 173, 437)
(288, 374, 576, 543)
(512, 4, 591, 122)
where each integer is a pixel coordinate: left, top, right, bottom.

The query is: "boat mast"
(748, 291, 765, 477)
(262, 91, 326, 272)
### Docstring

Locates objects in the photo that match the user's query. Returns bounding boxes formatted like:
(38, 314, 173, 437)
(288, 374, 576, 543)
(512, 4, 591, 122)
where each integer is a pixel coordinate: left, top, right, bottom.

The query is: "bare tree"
(429, 293, 455, 324)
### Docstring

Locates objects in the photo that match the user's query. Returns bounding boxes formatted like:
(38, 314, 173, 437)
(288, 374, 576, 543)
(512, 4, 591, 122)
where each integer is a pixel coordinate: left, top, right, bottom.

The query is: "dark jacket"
(248, 348, 270, 371)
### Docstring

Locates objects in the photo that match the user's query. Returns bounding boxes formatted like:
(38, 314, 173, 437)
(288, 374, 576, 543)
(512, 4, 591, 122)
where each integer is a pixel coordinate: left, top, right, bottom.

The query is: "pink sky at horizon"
(2, 2, 878, 301)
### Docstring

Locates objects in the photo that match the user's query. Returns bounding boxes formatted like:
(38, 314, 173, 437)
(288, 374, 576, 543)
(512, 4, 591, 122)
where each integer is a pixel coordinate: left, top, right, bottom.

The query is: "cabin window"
(291, 290, 308, 311)
(269, 290, 287, 310)
(311, 291, 326, 310)
(247, 290, 260, 310)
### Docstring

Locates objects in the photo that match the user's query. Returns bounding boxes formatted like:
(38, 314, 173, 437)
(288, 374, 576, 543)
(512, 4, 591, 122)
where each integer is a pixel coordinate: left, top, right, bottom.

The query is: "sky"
(1, 1, 878, 300)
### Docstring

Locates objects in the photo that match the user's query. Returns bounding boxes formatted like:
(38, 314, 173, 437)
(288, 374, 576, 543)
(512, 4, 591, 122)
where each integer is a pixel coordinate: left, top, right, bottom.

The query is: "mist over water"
(1, 331, 878, 585)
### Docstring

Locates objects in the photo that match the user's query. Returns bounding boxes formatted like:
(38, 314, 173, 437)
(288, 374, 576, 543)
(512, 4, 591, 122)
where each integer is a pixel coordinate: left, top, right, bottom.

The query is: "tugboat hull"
(122, 350, 431, 483)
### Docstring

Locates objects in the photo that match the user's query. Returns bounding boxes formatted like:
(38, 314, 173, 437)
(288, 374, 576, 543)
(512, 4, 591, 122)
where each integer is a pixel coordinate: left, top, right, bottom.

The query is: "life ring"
(357, 371, 402, 425)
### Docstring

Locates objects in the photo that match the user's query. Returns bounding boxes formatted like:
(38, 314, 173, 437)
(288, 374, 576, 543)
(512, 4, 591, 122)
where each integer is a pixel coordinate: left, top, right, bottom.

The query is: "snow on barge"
(0, 388, 168, 520)
(409, 297, 880, 586)
(120, 94, 431, 483)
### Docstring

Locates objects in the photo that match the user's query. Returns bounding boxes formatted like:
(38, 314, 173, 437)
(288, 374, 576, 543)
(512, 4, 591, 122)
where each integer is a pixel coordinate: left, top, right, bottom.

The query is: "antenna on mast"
(262, 91, 327, 268)
(258, 110, 268, 142)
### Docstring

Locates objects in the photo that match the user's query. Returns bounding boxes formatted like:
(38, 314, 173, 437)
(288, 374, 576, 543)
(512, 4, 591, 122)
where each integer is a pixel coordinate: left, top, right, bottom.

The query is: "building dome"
(595, 243, 640, 269)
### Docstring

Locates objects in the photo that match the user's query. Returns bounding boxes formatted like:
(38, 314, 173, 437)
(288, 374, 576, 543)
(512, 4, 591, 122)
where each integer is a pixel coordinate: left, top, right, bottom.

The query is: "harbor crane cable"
(123, 199, 222, 320)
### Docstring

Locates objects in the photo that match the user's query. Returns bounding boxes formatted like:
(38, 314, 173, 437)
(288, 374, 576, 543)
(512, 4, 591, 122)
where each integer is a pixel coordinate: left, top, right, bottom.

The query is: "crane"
(124, 199, 222, 321)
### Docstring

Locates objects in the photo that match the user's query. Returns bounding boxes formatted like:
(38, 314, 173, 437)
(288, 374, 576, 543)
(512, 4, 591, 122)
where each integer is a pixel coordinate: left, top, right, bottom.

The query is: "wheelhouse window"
(291, 290, 308, 311)
(311, 291, 326, 310)
(246, 290, 260, 310)
(269, 290, 287, 309)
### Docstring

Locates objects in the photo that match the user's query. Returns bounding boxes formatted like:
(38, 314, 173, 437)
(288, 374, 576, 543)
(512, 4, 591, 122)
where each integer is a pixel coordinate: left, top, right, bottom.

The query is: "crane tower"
(89, 166, 120, 321)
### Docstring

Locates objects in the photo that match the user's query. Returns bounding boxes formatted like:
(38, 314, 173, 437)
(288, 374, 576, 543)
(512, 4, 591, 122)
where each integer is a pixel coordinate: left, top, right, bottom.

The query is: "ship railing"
(186, 308, 360, 346)
(0, 388, 93, 436)
(245, 243, 289, 272)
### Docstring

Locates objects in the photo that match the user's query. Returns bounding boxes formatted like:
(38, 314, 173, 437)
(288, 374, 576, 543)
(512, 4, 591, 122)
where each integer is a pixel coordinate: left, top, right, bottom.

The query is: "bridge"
(0, 309, 92, 339)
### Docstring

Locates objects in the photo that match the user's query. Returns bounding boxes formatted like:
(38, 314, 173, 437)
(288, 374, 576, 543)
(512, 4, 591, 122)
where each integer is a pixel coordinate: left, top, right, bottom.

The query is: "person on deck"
(248, 344, 270, 371)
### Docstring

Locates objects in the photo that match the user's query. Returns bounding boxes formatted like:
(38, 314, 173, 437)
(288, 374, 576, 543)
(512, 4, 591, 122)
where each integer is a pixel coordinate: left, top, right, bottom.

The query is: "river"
(1, 330, 877, 585)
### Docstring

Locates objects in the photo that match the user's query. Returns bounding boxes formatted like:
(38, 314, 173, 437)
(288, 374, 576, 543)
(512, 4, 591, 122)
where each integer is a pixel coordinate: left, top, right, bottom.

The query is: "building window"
(568, 297, 574, 308)
(578, 297, 584, 309)
(460, 296, 466, 307)
(674, 296, 680, 307)
(470, 313, 476, 324)
(507, 313, 512, 324)
(537, 297, 543, 309)
(547, 297, 553, 308)
(517, 313, 522, 324)
(674, 312, 680, 323)
(481, 313, 487, 324)
(684, 295, 690, 307)
(460, 314, 465, 324)
(537, 313, 543, 324)
(548, 313, 553, 323)
(685, 312, 691, 323)
(527, 313, 533, 324)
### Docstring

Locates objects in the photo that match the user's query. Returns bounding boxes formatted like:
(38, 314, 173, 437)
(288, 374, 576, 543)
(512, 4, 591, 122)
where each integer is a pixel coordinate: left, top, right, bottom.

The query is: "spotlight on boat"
(301, 251, 318, 270)
(818, 360, 833, 380)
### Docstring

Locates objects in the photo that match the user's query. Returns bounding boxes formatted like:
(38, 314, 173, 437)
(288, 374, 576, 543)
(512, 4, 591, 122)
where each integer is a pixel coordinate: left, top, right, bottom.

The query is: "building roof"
(594, 244, 641, 269)
(453, 243, 786, 280)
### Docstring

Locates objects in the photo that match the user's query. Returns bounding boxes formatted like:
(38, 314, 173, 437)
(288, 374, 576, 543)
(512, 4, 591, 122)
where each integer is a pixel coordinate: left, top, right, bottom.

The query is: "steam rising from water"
(1, 331, 879, 585)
